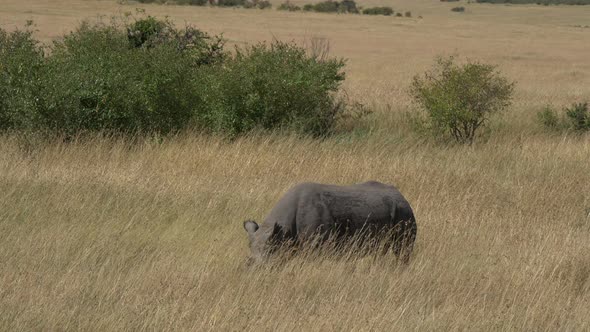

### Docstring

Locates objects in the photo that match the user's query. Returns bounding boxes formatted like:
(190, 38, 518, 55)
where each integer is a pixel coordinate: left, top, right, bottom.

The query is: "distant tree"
(410, 56, 515, 144)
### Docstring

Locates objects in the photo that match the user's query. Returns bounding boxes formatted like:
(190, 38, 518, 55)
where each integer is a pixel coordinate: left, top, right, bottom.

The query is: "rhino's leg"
(392, 218, 417, 264)
(388, 204, 417, 263)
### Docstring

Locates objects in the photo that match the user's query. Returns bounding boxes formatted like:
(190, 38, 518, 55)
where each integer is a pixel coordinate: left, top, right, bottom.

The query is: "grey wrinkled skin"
(243, 181, 417, 265)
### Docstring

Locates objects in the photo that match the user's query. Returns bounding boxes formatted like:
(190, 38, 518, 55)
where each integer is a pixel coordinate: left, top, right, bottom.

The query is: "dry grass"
(1, 131, 589, 330)
(0, 135, 590, 331)
(1, 0, 590, 331)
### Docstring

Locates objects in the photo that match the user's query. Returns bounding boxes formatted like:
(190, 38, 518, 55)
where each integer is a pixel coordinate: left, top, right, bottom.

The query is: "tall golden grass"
(1, 0, 590, 330)
(1, 130, 588, 330)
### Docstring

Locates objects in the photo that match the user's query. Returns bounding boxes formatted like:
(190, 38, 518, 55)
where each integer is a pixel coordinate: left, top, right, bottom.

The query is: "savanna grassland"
(1, 0, 590, 331)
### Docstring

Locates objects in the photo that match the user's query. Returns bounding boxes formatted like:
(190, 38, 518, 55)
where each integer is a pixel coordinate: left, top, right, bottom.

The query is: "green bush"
(278, 2, 302, 10)
(395, 12, 403, 16)
(538, 103, 590, 132)
(38, 21, 208, 135)
(451, 6, 466, 11)
(0, 17, 351, 137)
(0, 24, 45, 130)
(126, 16, 167, 48)
(339, 0, 360, 13)
(362, 7, 394, 15)
(565, 102, 590, 131)
(301, 0, 359, 13)
(313, 1, 340, 12)
(244, 0, 272, 8)
(217, 0, 245, 6)
(126, 16, 225, 66)
(195, 41, 347, 136)
(404, 11, 412, 17)
(257, 0, 272, 8)
(0, 17, 224, 135)
(410, 56, 515, 144)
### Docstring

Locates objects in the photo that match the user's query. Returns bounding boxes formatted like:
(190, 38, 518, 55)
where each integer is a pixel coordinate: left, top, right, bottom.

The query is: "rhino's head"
(243, 220, 270, 265)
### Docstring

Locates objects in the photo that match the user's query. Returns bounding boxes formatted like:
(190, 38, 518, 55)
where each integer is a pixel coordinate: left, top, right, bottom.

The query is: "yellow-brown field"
(1, 0, 589, 330)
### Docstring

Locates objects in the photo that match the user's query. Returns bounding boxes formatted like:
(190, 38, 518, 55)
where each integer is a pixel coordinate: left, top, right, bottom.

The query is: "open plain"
(1, 0, 589, 330)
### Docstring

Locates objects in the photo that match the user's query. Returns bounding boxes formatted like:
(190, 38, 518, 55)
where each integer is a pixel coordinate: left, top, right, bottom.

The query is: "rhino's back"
(265, 182, 412, 233)
(313, 181, 408, 224)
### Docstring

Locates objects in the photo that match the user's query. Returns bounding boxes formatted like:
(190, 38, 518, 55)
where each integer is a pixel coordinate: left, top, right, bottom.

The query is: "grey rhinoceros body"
(243, 181, 417, 264)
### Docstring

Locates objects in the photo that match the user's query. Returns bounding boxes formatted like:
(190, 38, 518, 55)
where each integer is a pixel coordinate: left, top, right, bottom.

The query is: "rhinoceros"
(243, 181, 417, 264)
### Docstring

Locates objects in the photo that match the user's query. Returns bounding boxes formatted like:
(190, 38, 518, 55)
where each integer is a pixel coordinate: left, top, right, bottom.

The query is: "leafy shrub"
(362, 7, 394, 15)
(195, 41, 347, 136)
(451, 6, 466, 11)
(127, 16, 225, 65)
(127, 16, 167, 48)
(313, 1, 341, 12)
(244, 0, 272, 8)
(0, 23, 45, 130)
(404, 11, 412, 17)
(0, 17, 225, 135)
(339, 0, 360, 13)
(1, 17, 351, 138)
(217, 0, 245, 6)
(278, 2, 302, 10)
(38, 21, 207, 135)
(565, 102, 590, 131)
(395, 12, 403, 16)
(440, 0, 460, 2)
(410, 56, 515, 144)
(538, 102, 590, 132)
(301, 0, 359, 13)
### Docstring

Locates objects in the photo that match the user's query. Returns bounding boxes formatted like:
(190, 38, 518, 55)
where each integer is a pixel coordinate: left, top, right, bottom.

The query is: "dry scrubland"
(1, 0, 590, 330)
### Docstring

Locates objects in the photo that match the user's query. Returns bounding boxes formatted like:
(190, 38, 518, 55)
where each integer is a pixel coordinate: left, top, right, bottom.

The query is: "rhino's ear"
(243, 220, 259, 234)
